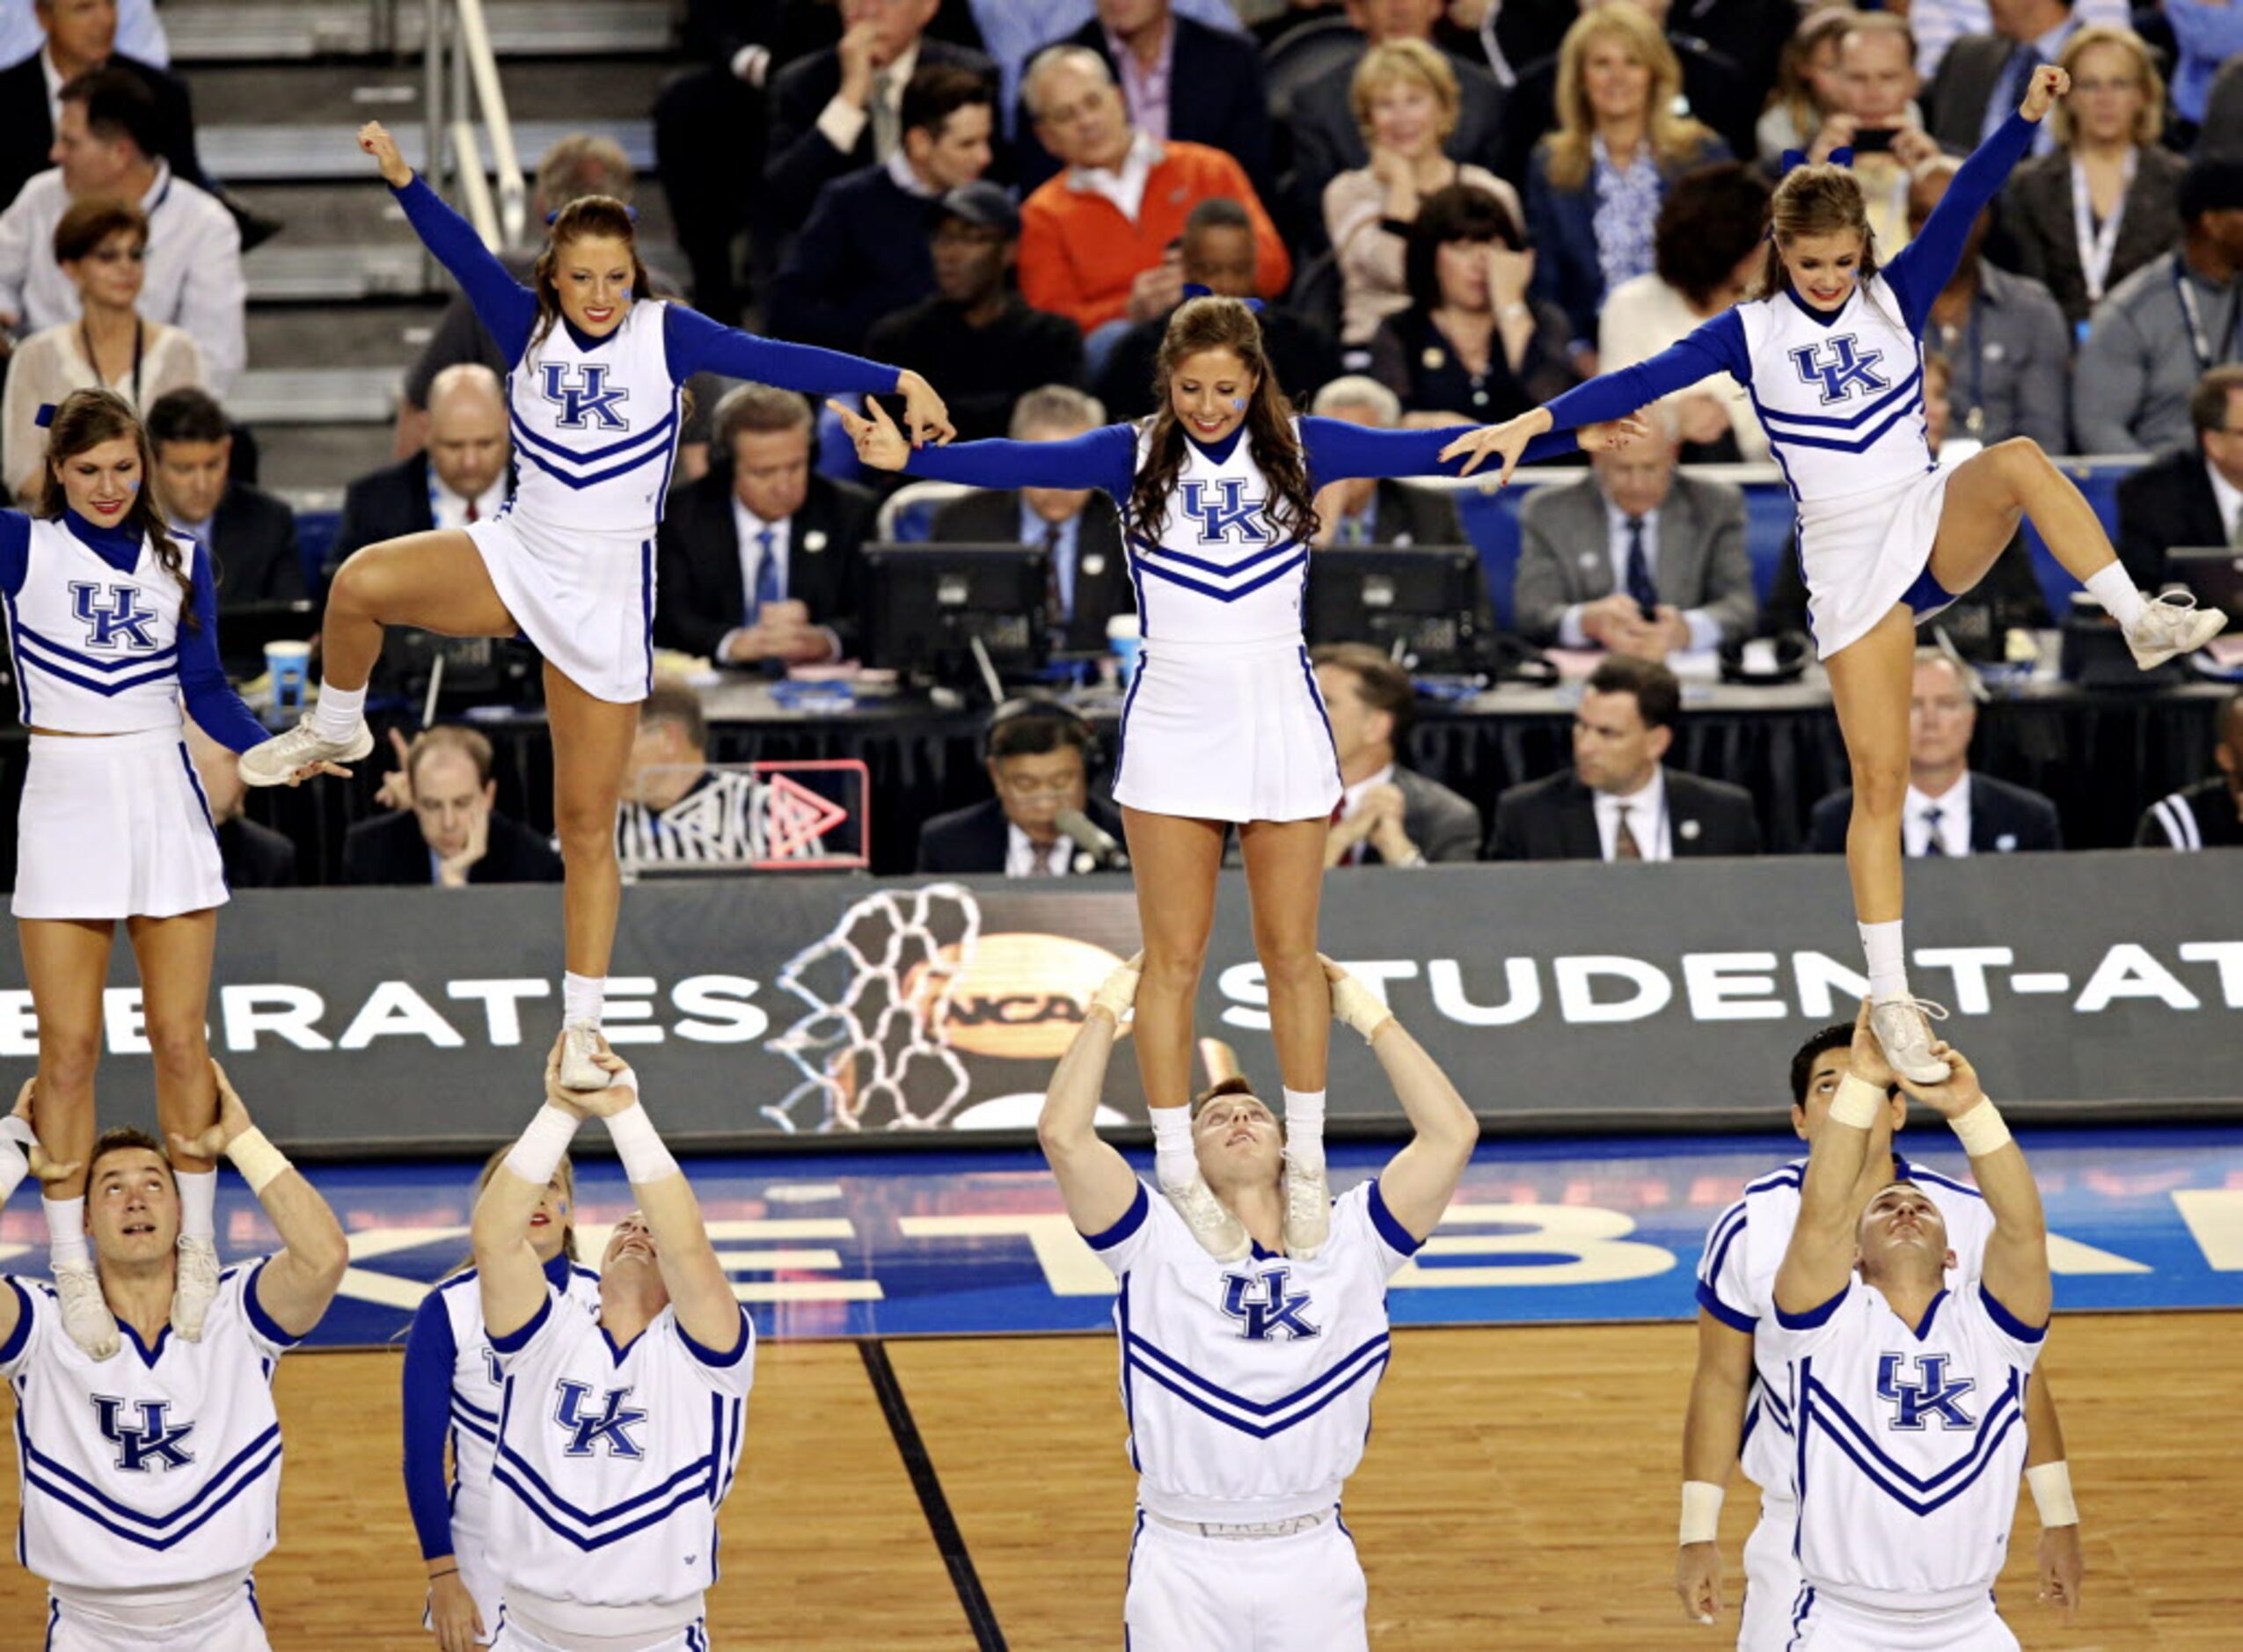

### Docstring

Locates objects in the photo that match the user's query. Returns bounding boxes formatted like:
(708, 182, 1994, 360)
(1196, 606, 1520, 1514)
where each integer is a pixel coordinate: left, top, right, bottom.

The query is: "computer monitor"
(2165, 546, 2243, 626)
(1304, 546, 1487, 672)
(863, 543, 1053, 683)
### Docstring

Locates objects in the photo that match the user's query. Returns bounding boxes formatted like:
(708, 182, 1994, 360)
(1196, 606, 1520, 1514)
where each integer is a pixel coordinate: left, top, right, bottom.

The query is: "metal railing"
(422, 0, 527, 254)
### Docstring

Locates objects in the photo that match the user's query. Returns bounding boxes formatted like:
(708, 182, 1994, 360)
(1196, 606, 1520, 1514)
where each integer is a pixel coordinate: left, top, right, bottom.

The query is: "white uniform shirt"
(5, 515, 189, 734)
(0, 1262, 298, 1589)
(507, 298, 683, 539)
(1736, 275, 1935, 506)
(1127, 420, 1311, 645)
(1086, 1179, 1421, 1524)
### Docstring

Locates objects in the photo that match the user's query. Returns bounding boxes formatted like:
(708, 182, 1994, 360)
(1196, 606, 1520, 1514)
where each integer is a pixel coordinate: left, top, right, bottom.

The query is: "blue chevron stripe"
(1758, 364, 1924, 431)
(1125, 1328, 1391, 1419)
(513, 438, 672, 493)
(1130, 549, 1307, 604)
(1129, 534, 1303, 580)
(508, 406, 677, 466)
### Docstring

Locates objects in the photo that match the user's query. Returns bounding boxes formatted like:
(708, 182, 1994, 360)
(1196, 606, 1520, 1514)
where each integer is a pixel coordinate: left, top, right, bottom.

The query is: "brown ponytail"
(1752, 162, 1881, 302)
(36, 387, 196, 627)
(529, 195, 654, 355)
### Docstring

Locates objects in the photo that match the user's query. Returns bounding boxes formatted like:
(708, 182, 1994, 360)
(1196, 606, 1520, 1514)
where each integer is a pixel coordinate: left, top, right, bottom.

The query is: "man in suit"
(146, 387, 302, 609)
(655, 382, 877, 666)
(917, 702, 1126, 875)
(1808, 649, 2063, 856)
(1923, 0, 2079, 158)
(2115, 364, 2243, 591)
(185, 720, 297, 888)
(0, 0, 202, 222)
(1490, 654, 1762, 860)
(331, 365, 511, 574)
(1308, 376, 1465, 548)
(343, 725, 562, 888)
(1012, 0, 1274, 201)
(929, 384, 1131, 654)
(1513, 429, 1757, 654)
(1313, 642, 1481, 866)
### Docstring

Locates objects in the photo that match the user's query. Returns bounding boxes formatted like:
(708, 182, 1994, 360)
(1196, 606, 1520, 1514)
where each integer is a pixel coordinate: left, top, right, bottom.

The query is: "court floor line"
(859, 1337, 1007, 1650)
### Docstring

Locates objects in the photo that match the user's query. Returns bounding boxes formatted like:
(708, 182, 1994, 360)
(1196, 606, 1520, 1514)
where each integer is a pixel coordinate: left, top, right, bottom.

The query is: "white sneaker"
(1871, 997, 1953, 1086)
(1282, 1157, 1330, 1260)
(2123, 593, 2226, 669)
(557, 1020, 608, 1091)
(52, 1258, 118, 1360)
(1159, 1173, 1249, 1262)
(172, 1235, 220, 1341)
(237, 713, 374, 787)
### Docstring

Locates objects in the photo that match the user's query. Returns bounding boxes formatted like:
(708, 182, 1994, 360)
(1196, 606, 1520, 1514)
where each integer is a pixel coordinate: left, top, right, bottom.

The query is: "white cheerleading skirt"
(1796, 464, 1962, 661)
(468, 511, 654, 705)
(14, 727, 227, 920)
(1111, 633, 1342, 825)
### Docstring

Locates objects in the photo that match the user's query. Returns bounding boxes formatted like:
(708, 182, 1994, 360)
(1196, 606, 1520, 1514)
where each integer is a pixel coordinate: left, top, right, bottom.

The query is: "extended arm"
(391, 177, 537, 365)
(661, 303, 902, 397)
(1037, 961, 1143, 1237)
(1299, 414, 1578, 486)
(902, 422, 1138, 499)
(1535, 314, 1751, 438)
(471, 1098, 570, 1341)
(1334, 964, 1475, 1239)
(1932, 1079, 2050, 1329)
(1772, 1070, 1875, 1319)
(177, 545, 272, 752)
(1886, 112, 2041, 331)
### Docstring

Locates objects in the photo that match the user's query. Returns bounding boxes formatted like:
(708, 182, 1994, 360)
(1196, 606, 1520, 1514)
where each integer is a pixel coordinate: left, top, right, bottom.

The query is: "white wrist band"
(224, 1127, 292, 1195)
(1830, 1073, 1884, 1130)
(605, 1103, 679, 1184)
(2026, 1461, 2078, 1528)
(504, 1105, 580, 1187)
(1679, 1480, 1724, 1545)
(1949, 1100, 2012, 1158)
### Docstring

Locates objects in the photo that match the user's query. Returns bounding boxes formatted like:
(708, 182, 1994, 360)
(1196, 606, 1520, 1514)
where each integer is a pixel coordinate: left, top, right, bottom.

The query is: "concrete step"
(252, 423, 399, 497)
(181, 61, 671, 129)
(202, 117, 655, 183)
(232, 367, 406, 424)
(164, 1, 676, 63)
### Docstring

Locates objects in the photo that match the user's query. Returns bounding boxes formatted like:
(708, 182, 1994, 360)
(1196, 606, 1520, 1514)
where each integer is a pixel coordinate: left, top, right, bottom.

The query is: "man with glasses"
(917, 701, 1125, 874)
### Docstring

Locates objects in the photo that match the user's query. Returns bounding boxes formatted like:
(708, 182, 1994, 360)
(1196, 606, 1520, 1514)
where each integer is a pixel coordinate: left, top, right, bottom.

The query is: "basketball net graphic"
(761, 883, 983, 1132)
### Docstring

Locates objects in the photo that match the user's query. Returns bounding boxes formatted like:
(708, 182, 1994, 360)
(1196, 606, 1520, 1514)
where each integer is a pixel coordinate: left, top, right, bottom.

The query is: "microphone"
(1054, 808, 1129, 872)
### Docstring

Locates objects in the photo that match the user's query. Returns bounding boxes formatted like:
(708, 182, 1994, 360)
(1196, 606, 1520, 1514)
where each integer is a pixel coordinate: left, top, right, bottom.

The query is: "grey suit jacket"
(1511, 471, 1756, 647)
(1389, 765, 1482, 866)
(1925, 33, 2027, 156)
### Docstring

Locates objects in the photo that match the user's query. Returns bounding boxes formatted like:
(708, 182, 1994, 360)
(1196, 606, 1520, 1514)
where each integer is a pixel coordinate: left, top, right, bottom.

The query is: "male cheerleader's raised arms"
(236, 122, 953, 1095)
(1442, 64, 2225, 1085)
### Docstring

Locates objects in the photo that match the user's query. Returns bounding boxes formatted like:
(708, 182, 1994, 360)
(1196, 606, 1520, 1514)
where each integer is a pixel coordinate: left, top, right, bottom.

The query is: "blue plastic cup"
(266, 640, 311, 715)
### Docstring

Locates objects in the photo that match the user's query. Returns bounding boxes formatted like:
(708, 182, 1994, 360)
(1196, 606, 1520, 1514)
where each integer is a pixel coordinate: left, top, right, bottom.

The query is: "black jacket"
(2136, 776, 2243, 850)
(208, 482, 304, 608)
(916, 795, 1128, 874)
(654, 469, 878, 659)
(1807, 773, 2063, 855)
(332, 452, 436, 573)
(0, 51, 205, 212)
(217, 815, 297, 888)
(928, 488, 1134, 654)
(1488, 768, 1761, 860)
(341, 809, 562, 887)
(2115, 447, 2223, 592)
(864, 292, 1085, 442)
(767, 164, 942, 352)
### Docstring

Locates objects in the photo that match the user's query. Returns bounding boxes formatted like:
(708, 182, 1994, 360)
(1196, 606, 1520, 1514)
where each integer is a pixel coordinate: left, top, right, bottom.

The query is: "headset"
(1719, 629, 1814, 685)
(982, 696, 1102, 770)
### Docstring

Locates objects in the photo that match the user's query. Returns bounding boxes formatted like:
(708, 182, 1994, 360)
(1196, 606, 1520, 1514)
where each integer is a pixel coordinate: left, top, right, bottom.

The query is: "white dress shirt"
(1333, 761, 1397, 866)
(1556, 503, 1721, 652)
(1594, 766, 1672, 861)
(1904, 776, 1973, 857)
(1006, 822, 1079, 877)
(718, 499, 841, 662)
(1068, 128, 1162, 225)
(431, 471, 508, 533)
(2207, 460, 2243, 545)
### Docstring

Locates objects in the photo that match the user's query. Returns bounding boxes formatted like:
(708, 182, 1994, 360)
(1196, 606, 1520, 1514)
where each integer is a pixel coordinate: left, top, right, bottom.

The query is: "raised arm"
(1331, 960, 1477, 1240)
(0, 1077, 76, 1354)
(177, 544, 270, 752)
(362, 122, 537, 366)
(1037, 958, 1143, 1237)
(471, 1078, 578, 1342)
(1886, 100, 2048, 332)
(1901, 1044, 2050, 1330)
(1773, 1002, 1889, 1319)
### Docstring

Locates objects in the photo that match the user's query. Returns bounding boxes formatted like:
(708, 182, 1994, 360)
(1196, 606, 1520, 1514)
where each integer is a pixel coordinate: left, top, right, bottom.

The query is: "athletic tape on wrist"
(605, 1103, 679, 1184)
(505, 1105, 581, 1187)
(0, 1116, 36, 1151)
(1679, 1480, 1724, 1546)
(1829, 1073, 1884, 1130)
(1948, 1100, 2012, 1158)
(224, 1128, 292, 1195)
(2026, 1461, 2078, 1528)
(0, 1142, 26, 1207)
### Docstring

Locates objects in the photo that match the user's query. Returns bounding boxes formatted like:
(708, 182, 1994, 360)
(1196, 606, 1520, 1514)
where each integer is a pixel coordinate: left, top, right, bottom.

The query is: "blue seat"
(296, 510, 340, 596)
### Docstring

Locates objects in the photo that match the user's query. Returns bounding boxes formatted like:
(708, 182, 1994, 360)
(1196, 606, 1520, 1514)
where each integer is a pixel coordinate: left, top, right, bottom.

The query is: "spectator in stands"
(972, 0, 1244, 129)
(1597, 159, 1772, 463)
(343, 725, 562, 888)
(184, 720, 296, 889)
(2075, 157, 2243, 456)
(1313, 641, 1482, 866)
(145, 387, 302, 609)
(1012, 0, 1275, 201)
(1999, 26, 2180, 333)
(1909, 0, 2130, 83)
(1, 195, 203, 499)
(929, 384, 1134, 653)
(2167, 1, 2243, 140)
(1808, 647, 2062, 855)
(1523, 5, 1728, 367)
(1514, 419, 1756, 654)
(1325, 38, 1521, 349)
(0, 0, 170, 75)
(332, 365, 511, 572)
(1290, 0, 1509, 234)
(0, 0, 199, 220)
(2135, 689, 2243, 852)
(1489, 654, 1762, 860)
(1811, 13, 1939, 257)
(2114, 365, 2243, 592)
(916, 701, 1125, 875)
(616, 676, 836, 867)
(865, 182, 1085, 443)
(1756, 6, 1854, 167)
(1015, 43, 1289, 357)
(0, 69, 243, 391)
(655, 384, 874, 667)
(1367, 183, 1573, 427)
(1092, 196, 1337, 419)
(1906, 155, 2071, 454)
(1924, 0, 2085, 158)
(769, 65, 995, 355)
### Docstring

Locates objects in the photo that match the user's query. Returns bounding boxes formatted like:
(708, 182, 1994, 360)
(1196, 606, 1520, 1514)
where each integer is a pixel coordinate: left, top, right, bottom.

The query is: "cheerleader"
(401, 1150, 598, 1651)
(1445, 66, 2225, 1085)
(235, 122, 953, 1092)
(833, 295, 1640, 1257)
(5, 388, 289, 1358)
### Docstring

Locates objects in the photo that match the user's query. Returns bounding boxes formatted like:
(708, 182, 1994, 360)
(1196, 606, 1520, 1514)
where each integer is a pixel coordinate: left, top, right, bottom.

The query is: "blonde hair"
(1544, 5, 1713, 192)
(2051, 26, 2165, 149)
(1753, 161, 1879, 301)
(1349, 38, 1460, 145)
(1764, 7, 1856, 138)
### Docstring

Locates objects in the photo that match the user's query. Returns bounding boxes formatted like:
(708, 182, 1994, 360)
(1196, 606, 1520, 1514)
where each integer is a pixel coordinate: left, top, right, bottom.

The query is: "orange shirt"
(1018, 139, 1293, 333)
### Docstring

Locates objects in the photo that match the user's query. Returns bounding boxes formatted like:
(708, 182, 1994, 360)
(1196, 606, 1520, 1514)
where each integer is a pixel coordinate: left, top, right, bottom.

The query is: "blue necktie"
(1921, 806, 1946, 857)
(1624, 515, 1657, 615)
(750, 526, 781, 618)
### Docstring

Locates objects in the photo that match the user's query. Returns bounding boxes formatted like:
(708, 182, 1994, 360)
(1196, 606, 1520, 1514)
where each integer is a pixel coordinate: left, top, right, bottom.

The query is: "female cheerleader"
(401, 1150, 596, 1652)
(834, 296, 1640, 1258)
(1444, 66, 2225, 1084)
(8, 388, 286, 1357)
(237, 122, 953, 1092)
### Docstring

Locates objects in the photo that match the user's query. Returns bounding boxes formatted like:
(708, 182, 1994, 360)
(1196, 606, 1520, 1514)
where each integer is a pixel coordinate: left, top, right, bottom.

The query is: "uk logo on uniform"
(539, 362, 632, 430)
(1789, 336, 1890, 405)
(1875, 1353, 1977, 1430)
(69, 581, 159, 651)
(92, 1395, 196, 1473)
(553, 1379, 647, 1458)
(1181, 479, 1270, 545)
(1221, 1268, 1320, 1341)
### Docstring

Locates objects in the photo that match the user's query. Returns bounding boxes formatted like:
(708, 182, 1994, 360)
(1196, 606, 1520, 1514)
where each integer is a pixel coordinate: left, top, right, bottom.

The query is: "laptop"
(2164, 546, 2243, 626)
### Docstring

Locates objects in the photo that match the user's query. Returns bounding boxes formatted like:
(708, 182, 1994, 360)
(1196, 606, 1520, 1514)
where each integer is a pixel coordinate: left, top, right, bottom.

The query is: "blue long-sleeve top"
(399, 1248, 580, 1562)
(0, 508, 267, 750)
(898, 415, 1582, 501)
(391, 174, 902, 396)
(1529, 113, 2042, 435)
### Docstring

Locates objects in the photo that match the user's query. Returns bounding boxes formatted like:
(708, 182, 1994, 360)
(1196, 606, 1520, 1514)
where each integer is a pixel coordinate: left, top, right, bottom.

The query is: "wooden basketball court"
(0, 1312, 2228, 1648)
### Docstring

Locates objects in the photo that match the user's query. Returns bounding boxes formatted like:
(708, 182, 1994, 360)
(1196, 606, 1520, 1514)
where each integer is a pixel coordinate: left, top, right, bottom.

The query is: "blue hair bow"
(1779, 146, 1853, 174)
(545, 204, 638, 226)
(1180, 281, 1263, 313)
(33, 404, 55, 429)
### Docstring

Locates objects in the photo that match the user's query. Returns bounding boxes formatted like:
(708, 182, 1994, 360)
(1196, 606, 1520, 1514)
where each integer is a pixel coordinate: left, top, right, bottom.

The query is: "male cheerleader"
(1765, 1026, 2055, 1649)
(1677, 1005, 2081, 1645)
(1039, 953, 1477, 1649)
(473, 1035, 752, 1651)
(0, 1064, 349, 1649)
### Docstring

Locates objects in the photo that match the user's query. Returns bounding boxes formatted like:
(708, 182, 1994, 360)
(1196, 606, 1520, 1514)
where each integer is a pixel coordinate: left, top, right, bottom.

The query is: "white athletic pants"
(1122, 1509, 1368, 1652)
